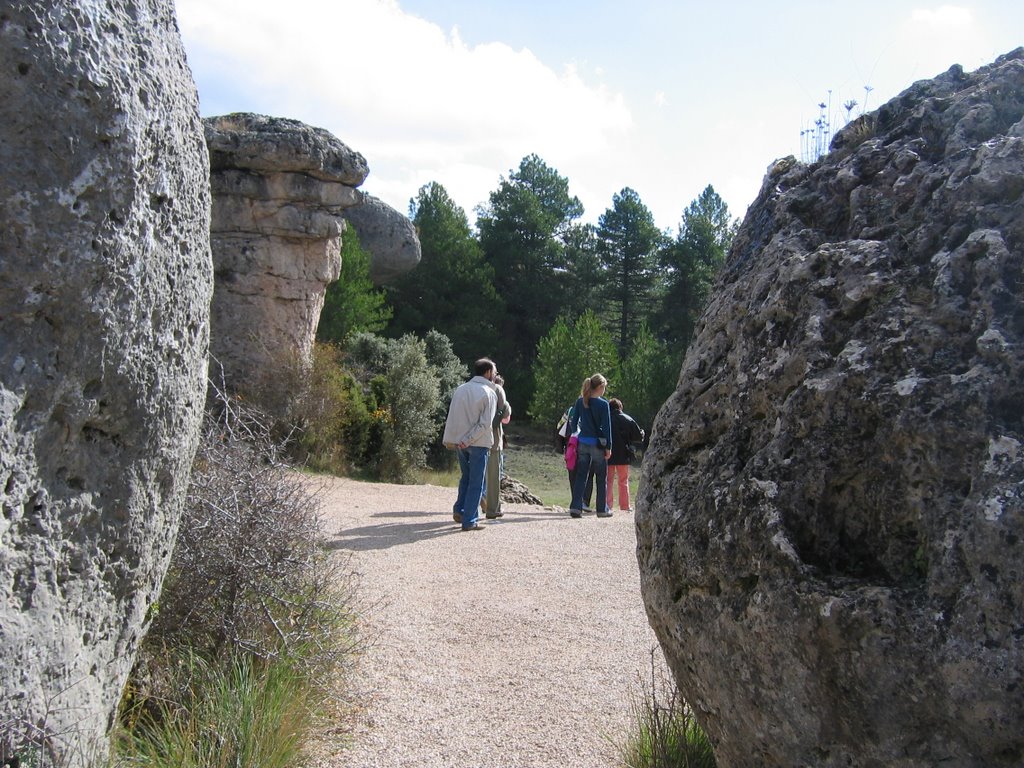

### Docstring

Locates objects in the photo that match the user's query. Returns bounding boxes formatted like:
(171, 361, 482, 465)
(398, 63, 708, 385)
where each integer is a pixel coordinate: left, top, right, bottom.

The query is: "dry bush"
(131, 381, 359, 710)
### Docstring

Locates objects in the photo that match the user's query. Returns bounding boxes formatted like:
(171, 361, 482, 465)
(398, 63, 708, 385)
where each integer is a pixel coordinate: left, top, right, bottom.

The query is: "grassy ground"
(420, 423, 639, 508)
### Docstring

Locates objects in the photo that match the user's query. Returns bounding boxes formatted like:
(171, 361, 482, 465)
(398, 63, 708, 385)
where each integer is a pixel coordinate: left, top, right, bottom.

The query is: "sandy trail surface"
(311, 476, 664, 768)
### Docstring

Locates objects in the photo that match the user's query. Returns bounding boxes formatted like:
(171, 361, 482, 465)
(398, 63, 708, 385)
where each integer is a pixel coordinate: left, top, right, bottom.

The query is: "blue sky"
(175, 0, 1022, 231)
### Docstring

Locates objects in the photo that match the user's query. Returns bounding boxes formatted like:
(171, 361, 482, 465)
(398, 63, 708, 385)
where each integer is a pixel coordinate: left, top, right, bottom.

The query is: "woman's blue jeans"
(571, 442, 607, 513)
(454, 445, 489, 528)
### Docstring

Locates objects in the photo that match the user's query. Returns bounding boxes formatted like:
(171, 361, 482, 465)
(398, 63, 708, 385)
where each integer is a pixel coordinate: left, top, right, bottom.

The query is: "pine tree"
(596, 187, 665, 355)
(385, 182, 500, 363)
(317, 230, 392, 344)
(615, 322, 677, 431)
(529, 310, 619, 426)
(655, 185, 736, 353)
(477, 154, 584, 403)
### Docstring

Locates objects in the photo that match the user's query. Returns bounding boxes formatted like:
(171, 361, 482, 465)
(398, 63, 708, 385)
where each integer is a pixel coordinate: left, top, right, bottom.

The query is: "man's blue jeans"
(454, 445, 489, 528)
(571, 442, 607, 513)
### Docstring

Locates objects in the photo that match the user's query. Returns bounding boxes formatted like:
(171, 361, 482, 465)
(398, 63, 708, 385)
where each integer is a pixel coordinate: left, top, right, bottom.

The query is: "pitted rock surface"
(206, 112, 369, 185)
(342, 193, 421, 285)
(0, 2, 212, 763)
(637, 49, 1023, 767)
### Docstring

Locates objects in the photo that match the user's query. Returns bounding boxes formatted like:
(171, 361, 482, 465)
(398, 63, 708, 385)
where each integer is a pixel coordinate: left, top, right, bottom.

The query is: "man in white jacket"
(442, 358, 498, 531)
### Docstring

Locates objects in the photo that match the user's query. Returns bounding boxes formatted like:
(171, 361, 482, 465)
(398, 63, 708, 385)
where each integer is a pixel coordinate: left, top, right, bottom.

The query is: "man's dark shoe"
(453, 512, 462, 523)
(485, 511, 504, 519)
(597, 510, 613, 518)
(461, 523, 484, 531)
(569, 509, 583, 519)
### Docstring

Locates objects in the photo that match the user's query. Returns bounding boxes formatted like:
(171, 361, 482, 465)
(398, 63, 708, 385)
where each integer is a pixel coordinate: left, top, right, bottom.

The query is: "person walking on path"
(442, 358, 498, 531)
(484, 373, 512, 519)
(606, 398, 645, 514)
(567, 374, 612, 519)
(559, 403, 596, 510)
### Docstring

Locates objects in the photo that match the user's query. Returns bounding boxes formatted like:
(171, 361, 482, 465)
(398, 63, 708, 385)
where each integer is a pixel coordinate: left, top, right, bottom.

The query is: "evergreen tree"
(384, 182, 500, 363)
(596, 187, 665, 355)
(655, 184, 737, 354)
(477, 154, 584, 403)
(529, 310, 619, 426)
(615, 322, 678, 432)
(561, 222, 604, 322)
(317, 230, 392, 344)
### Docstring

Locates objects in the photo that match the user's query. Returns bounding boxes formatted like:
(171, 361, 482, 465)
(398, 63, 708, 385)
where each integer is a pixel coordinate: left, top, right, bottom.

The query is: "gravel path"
(312, 476, 664, 768)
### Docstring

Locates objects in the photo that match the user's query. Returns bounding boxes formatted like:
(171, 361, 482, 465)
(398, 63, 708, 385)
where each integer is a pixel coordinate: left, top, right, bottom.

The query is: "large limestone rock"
(204, 113, 367, 394)
(0, 2, 212, 763)
(204, 114, 421, 402)
(637, 49, 1024, 767)
(342, 192, 421, 285)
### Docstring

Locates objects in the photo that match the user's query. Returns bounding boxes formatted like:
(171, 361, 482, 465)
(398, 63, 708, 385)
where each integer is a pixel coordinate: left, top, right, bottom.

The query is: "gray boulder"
(0, 2, 212, 764)
(342, 193, 421, 285)
(637, 49, 1024, 767)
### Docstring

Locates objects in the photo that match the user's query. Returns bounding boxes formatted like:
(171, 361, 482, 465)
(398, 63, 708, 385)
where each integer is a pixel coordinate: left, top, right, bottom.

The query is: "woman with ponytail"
(566, 373, 613, 518)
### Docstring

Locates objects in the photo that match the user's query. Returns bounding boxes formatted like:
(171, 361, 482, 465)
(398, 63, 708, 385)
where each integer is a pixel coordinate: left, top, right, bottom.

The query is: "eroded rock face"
(638, 49, 1023, 767)
(204, 113, 367, 393)
(0, 2, 212, 763)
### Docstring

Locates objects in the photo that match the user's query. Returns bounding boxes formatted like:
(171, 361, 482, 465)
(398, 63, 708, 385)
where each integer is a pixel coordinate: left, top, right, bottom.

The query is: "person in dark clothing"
(606, 398, 645, 513)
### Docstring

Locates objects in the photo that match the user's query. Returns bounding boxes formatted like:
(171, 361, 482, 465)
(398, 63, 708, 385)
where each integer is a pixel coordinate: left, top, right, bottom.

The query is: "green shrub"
(372, 337, 440, 483)
(290, 343, 373, 475)
(421, 330, 465, 471)
(345, 331, 461, 482)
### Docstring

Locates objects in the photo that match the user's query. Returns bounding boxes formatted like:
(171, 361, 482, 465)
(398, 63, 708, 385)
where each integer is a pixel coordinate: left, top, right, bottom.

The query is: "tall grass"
(119, 653, 313, 768)
(618, 653, 717, 768)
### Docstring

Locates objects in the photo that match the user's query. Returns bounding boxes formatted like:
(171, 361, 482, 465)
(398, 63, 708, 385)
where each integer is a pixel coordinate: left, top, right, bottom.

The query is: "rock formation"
(204, 114, 420, 402)
(500, 475, 544, 506)
(204, 113, 366, 394)
(342, 192, 421, 285)
(0, 2, 212, 764)
(637, 49, 1023, 767)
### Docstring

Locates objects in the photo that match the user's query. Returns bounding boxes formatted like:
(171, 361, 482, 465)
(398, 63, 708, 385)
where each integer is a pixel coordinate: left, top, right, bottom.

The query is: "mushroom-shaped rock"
(204, 113, 367, 398)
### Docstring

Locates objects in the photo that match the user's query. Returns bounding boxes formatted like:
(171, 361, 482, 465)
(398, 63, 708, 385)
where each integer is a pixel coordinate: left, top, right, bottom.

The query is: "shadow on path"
(327, 507, 565, 552)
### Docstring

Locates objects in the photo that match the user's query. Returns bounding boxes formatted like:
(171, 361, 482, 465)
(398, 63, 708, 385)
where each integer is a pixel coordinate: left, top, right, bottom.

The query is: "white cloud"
(176, 0, 632, 219)
(911, 5, 974, 27)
